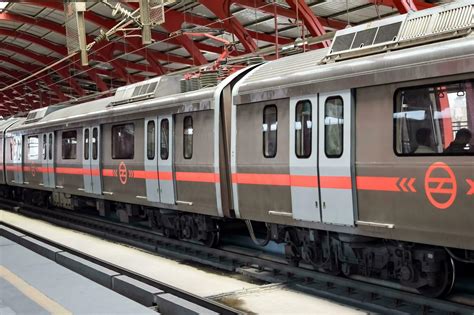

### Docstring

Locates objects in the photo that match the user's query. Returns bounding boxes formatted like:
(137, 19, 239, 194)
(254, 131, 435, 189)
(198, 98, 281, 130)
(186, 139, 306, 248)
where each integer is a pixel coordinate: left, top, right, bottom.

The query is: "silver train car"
(1, 2, 473, 297)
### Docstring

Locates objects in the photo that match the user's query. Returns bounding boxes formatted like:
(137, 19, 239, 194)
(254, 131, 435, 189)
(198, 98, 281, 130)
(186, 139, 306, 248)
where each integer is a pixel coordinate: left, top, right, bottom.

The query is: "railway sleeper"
(270, 225, 455, 298)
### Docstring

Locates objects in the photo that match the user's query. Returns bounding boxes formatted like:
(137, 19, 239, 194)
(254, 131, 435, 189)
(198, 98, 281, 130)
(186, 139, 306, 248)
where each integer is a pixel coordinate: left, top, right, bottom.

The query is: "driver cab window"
(394, 80, 474, 155)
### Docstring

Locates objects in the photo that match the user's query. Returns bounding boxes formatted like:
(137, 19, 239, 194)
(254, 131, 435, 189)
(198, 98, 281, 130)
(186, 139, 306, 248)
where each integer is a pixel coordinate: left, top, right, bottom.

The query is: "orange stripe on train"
(232, 173, 351, 189)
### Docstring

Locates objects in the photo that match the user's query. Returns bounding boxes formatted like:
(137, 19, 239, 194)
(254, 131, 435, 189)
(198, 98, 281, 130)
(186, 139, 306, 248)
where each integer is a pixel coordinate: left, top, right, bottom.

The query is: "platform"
(1, 210, 364, 314)
(0, 235, 156, 315)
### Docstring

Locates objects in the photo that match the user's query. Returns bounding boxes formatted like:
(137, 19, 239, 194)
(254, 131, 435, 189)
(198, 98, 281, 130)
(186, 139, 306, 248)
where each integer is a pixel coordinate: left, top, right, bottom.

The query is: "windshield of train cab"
(394, 79, 474, 156)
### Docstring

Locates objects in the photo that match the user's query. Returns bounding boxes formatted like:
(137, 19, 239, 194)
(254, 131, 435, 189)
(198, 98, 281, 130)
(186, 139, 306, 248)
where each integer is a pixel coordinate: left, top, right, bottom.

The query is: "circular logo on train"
(31, 165, 37, 177)
(118, 162, 128, 185)
(424, 162, 457, 210)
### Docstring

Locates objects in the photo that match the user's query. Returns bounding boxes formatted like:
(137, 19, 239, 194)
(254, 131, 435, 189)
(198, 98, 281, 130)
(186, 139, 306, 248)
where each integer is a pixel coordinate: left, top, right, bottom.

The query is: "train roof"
(8, 66, 256, 132)
(8, 87, 215, 132)
(235, 34, 474, 104)
(0, 117, 25, 134)
(235, 0, 474, 103)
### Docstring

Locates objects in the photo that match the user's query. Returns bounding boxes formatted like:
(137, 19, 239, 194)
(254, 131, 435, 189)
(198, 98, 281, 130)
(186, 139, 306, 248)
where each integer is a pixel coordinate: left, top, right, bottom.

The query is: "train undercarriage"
(268, 225, 456, 297)
(2, 186, 471, 298)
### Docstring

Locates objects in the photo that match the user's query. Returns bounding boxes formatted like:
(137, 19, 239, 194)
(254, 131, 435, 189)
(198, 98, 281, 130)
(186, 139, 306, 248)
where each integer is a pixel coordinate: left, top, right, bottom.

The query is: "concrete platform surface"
(0, 235, 156, 315)
(1, 210, 366, 314)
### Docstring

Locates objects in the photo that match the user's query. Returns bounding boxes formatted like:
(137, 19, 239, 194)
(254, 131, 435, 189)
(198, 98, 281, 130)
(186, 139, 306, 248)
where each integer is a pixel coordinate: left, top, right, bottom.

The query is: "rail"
(1, 199, 474, 315)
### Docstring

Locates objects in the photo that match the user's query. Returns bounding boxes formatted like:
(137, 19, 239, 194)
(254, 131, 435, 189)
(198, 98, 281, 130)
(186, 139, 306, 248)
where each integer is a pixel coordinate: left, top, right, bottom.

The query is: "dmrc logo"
(119, 162, 128, 185)
(424, 162, 457, 210)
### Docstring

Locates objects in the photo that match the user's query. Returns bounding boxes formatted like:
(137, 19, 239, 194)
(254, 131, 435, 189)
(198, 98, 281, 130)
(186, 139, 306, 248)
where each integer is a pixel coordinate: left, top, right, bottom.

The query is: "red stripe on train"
(176, 172, 219, 183)
(356, 176, 400, 192)
(232, 173, 351, 189)
(320, 176, 352, 189)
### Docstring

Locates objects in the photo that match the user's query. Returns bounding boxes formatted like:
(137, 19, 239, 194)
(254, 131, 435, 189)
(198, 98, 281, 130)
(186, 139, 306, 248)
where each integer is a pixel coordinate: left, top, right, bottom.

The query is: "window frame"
(295, 100, 312, 159)
(393, 79, 474, 157)
(92, 127, 98, 160)
(160, 119, 169, 160)
(183, 116, 193, 160)
(324, 96, 344, 159)
(84, 129, 90, 160)
(48, 133, 53, 160)
(263, 105, 278, 158)
(147, 120, 156, 160)
(42, 134, 47, 160)
(27, 135, 39, 161)
(112, 123, 135, 160)
(61, 130, 77, 160)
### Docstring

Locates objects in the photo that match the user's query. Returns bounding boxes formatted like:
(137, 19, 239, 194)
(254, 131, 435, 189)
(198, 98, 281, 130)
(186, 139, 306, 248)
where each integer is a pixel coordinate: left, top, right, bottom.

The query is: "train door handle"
(323, 202, 326, 209)
(315, 201, 318, 208)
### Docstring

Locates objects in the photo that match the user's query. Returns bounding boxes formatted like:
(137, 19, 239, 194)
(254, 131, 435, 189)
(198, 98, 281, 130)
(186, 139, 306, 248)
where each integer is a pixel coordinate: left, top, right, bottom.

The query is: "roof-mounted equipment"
(324, 0, 473, 63)
(24, 105, 66, 124)
(109, 75, 181, 107)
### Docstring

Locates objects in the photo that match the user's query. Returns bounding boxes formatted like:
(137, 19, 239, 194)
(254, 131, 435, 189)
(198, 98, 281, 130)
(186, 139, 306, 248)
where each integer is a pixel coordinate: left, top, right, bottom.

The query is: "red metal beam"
(1, 43, 113, 79)
(0, 61, 69, 104)
(391, 0, 418, 13)
(369, 0, 434, 12)
(233, 0, 348, 30)
(0, 55, 86, 97)
(198, 0, 258, 52)
(25, 1, 167, 74)
(0, 43, 80, 99)
(0, 13, 119, 89)
(284, 0, 329, 47)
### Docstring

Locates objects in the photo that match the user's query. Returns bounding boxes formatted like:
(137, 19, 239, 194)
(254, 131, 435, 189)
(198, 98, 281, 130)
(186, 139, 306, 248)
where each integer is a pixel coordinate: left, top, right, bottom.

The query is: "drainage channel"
(2, 201, 474, 315)
(0, 222, 242, 315)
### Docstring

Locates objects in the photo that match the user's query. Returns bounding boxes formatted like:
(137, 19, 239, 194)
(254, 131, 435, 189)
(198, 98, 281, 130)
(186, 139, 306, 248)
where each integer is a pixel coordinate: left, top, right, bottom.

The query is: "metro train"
(1, 2, 473, 297)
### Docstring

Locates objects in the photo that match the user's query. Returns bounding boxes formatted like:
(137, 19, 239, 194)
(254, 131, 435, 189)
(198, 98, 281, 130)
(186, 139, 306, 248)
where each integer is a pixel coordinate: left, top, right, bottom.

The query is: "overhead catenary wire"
(1, 1, 327, 110)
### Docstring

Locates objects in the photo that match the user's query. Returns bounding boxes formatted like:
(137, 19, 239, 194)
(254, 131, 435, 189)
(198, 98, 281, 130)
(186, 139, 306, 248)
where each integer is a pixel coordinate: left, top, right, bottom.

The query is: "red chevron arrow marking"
(467, 179, 474, 195)
(407, 178, 416, 192)
(399, 178, 408, 192)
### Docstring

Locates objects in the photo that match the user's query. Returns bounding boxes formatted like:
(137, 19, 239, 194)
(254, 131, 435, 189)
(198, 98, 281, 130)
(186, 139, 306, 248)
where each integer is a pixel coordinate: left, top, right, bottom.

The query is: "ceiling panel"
(8, 3, 44, 16)
(0, 20, 22, 28)
(26, 43, 53, 55)
(11, 54, 42, 66)
(3, 37, 31, 48)
(19, 24, 51, 37)
(42, 32, 66, 45)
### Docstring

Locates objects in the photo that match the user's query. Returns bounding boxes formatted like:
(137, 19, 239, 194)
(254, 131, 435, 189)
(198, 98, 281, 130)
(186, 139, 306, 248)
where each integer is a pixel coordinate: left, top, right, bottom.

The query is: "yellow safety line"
(0, 265, 72, 315)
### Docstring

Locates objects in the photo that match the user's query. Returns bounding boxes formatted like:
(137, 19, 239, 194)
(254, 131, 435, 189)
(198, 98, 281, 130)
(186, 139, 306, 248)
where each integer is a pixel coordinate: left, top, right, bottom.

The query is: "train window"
(92, 128, 98, 160)
(325, 97, 344, 158)
(48, 134, 53, 160)
(84, 129, 89, 160)
(43, 134, 47, 160)
(263, 105, 278, 158)
(394, 80, 474, 156)
(183, 116, 193, 159)
(10, 139, 13, 161)
(112, 124, 135, 159)
(147, 121, 155, 160)
(161, 119, 169, 160)
(62, 131, 77, 160)
(295, 100, 312, 158)
(27, 136, 39, 160)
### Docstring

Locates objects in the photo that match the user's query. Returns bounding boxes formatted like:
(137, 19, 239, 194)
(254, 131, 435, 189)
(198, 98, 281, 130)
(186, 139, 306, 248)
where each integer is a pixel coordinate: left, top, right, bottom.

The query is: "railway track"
(2, 199, 474, 315)
(0, 217, 240, 315)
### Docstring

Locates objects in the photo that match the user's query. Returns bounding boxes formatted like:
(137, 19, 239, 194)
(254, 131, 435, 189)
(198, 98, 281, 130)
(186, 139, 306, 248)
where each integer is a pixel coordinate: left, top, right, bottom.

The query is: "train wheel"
(417, 257, 455, 297)
(203, 222, 220, 248)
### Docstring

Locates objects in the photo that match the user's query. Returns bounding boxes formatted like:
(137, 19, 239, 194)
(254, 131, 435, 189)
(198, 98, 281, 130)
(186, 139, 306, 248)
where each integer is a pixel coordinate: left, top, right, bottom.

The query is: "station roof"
(0, 0, 440, 116)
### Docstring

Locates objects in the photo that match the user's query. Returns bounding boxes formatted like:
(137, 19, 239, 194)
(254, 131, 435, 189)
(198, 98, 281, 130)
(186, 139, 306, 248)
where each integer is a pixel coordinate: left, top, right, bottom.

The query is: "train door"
(41, 133, 55, 188)
(144, 117, 160, 203)
(13, 135, 23, 184)
(157, 116, 175, 205)
(318, 90, 355, 226)
(83, 126, 102, 195)
(290, 96, 321, 222)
